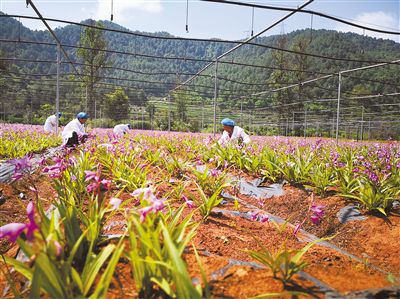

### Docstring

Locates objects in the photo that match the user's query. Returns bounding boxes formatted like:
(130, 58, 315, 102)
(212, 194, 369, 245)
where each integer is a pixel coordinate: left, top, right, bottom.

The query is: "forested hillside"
(0, 12, 399, 137)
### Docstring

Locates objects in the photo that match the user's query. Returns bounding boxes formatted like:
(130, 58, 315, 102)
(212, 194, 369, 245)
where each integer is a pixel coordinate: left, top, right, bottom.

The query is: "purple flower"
(38, 157, 46, 166)
(224, 160, 229, 169)
(84, 170, 98, 182)
(86, 183, 98, 193)
(152, 199, 165, 212)
(8, 156, 32, 171)
(0, 202, 38, 242)
(29, 186, 38, 193)
(250, 211, 269, 223)
(12, 172, 24, 181)
(100, 179, 112, 190)
(368, 172, 379, 183)
(293, 223, 301, 235)
(109, 197, 122, 210)
(310, 215, 321, 224)
(182, 195, 195, 209)
(250, 211, 260, 221)
(0, 223, 27, 242)
(53, 240, 63, 257)
(210, 168, 219, 177)
(310, 204, 325, 224)
(139, 206, 153, 222)
(195, 159, 204, 166)
(131, 187, 154, 201)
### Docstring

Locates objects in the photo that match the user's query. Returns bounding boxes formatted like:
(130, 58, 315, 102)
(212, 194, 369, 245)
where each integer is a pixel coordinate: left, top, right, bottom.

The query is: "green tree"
(146, 103, 156, 129)
(175, 95, 188, 122)
(267, 36, 294, 133)
(290, 36, 311, 136)
(104, 88, 129, 121)
(77, 20, 109, 118)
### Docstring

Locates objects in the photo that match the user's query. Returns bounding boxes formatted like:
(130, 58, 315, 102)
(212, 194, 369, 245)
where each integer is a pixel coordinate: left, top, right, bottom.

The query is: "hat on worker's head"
(221, 118, 235, 127)
(127, 124, 132, 129)
(76, 112, 89, 119)
(55, 112, 62, 117)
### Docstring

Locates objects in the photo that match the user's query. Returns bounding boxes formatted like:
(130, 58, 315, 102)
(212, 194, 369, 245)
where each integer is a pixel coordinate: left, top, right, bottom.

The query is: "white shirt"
(61, 118, 86, 145)
(113, 124, 130, 136)
(44, 115, 58, 133)
(218, 126, 251, 145)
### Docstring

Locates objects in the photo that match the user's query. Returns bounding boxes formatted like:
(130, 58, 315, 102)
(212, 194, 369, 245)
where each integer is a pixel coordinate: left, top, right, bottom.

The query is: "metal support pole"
(201, 99, 204, 130)
(240, 100, 243, 126)
(360, 105, 364, 141)
(168, 94, 171, 132)
(142, 108, 144, 130)
(304, 108, 307, 138)
(335, 72, 342, 143)
(286, 117, 289, 136)
(292, 111, 295, 136)
(85, 85, 88, 112)
(213, 58, 218, 136)
(56, 42, 60, 135)
(368, 120, 371, 140)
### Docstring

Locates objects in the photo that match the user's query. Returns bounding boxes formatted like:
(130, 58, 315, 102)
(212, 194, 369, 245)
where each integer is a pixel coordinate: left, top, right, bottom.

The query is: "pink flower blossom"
(250, 211, 269, 223)
(100, 179, 112, 190)
(210, 168, 219, 177)
(224, 160, 229, 169)
(29, 186, 38, 193)
(8, 155, 32, 171)
(86, 183, 98, 193)
(0, 223, 27, 242)
(182, 195, 195, 209)
(131, 187, 154, 201)
(12, 172, 24, 181)
(139, 206, 153, 222)
(0, 202, 38, 242)
(84, 170, 98, 182)
(310, 204, 325, 224)
(293, 223, 301, 235)
(109, 197, 122, 210)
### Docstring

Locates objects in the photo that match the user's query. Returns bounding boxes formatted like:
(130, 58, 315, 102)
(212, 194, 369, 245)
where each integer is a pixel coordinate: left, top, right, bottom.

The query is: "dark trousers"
(66, 132, 79, 147)
(66, 132, 88, 147)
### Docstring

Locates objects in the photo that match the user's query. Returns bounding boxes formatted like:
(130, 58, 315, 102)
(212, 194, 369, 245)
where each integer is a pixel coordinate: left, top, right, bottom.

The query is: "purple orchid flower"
(8, 155, 32, 171)
(109, 197, 122, 210)
(182, 195, 195, 209)
(0, 223, 27, 242)
(0, 202, 38, 242)
(131, 187, 154, 201)
(84, 170, 98, 182)
(310, 204, 325, 224)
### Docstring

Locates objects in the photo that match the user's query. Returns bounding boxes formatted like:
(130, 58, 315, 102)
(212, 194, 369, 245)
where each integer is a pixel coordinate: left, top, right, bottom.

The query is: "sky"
(0, 0, 399, 43)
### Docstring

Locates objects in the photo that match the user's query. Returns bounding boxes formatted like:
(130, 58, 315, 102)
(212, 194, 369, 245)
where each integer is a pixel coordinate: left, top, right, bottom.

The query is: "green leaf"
(34, 252, 65, 298)
(71, 267, 84, 294)
(90, 241, 125, 299)
(82, 244, 115, 295)
(193, 244, 210, 299)
(4, 256, 33, 280)
(151, 277, 172, 296)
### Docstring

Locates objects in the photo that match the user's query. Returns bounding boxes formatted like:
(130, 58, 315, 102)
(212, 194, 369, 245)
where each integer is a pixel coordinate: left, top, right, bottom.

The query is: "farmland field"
(0, 125, 399, 298)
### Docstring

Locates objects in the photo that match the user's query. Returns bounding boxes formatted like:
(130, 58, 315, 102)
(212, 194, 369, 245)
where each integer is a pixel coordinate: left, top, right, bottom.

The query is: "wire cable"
(200, 0, 400, 36)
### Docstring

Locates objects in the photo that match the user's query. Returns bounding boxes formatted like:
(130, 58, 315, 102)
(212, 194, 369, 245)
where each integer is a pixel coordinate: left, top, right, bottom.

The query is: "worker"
(218, 118, 250, 145)
(62, 112, 89, 147)
(113, 124, 131, 136)
(44, 112, 62, 133)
